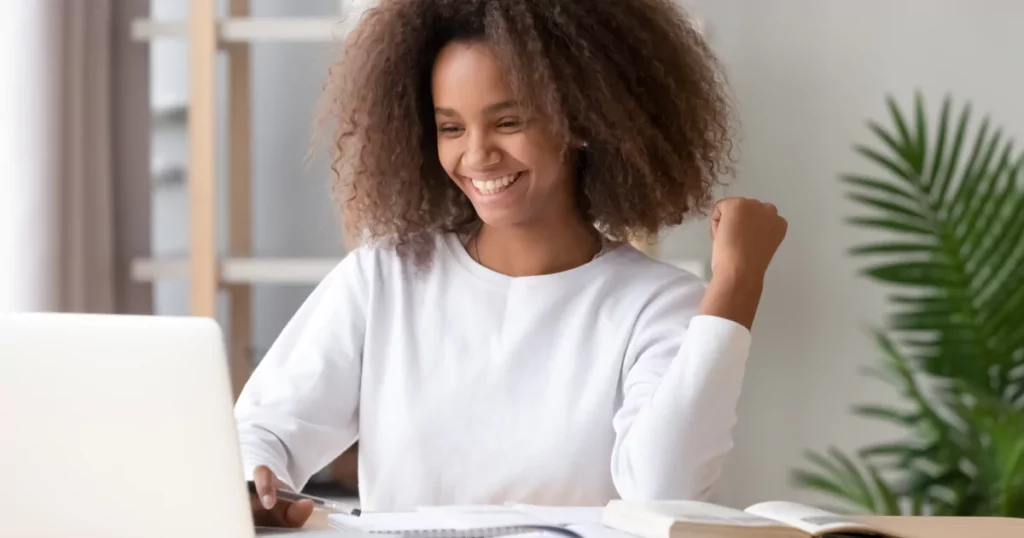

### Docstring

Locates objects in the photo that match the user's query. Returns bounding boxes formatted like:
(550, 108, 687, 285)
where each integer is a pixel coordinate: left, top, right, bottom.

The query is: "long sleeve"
(233, 250, 369, 491)
(610, 279, 752, 501)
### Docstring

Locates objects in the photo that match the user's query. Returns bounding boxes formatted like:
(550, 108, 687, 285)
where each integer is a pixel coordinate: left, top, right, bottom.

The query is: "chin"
(472, 199, 532, 228)
(475, 210, 528, 229)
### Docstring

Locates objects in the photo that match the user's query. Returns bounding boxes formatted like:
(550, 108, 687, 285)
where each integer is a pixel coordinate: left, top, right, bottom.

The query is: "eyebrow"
(484, 100, 519, 114)
(434, 100, 520, 117)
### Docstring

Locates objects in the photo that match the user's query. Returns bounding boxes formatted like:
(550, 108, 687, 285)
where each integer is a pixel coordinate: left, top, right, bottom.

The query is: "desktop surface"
(298, 510, 1024, 538)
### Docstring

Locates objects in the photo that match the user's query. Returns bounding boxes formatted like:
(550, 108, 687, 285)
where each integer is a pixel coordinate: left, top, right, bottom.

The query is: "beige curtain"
(41, 1, 153, 314)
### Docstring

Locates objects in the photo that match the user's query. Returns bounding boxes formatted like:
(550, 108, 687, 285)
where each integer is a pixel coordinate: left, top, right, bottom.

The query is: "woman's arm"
(610, 282, 752, 500)
(233, 250, 370, 492)
(611, 197, 786, 500)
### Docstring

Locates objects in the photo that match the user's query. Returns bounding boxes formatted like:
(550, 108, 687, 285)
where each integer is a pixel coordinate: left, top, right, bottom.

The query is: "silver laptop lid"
(0, 313, 255, 538)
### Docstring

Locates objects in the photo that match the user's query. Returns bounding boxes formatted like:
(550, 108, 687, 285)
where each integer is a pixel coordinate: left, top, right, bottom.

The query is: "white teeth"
(471, 173, 520, 195)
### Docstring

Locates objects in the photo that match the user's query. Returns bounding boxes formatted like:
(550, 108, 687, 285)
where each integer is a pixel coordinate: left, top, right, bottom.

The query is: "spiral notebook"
(328, 504, 602, 538)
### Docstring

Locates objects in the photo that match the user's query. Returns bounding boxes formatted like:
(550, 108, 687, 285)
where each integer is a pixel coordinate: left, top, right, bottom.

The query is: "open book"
(601, 500, 907, 538)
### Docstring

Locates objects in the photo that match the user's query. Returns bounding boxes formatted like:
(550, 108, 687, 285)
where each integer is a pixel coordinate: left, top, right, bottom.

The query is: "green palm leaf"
(843, 93, 1022, 391)
(795, 93, 1024, 517)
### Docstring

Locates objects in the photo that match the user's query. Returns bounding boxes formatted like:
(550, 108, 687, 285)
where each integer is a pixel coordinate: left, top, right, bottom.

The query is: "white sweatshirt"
(234, 233, 751, 511)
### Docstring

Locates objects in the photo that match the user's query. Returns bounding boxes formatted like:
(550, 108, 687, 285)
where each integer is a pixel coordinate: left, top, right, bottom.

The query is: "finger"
(284, 499, 315, 527)
(710, 199, 726, 238)
(250, 493, 266, 514)
(764, 202, 777, 215)
(253, 466, 276, 510)
(711, 200, 724, 220)
(266, 498, 313, 529)
(256, 500, 295, 528)
(252, 503, 292, 529)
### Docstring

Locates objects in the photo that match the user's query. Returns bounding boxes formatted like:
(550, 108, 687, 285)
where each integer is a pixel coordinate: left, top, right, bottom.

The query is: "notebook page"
(329, 512, 454, 532)
(417, 504, 603, 527)
(510, 505, 604, 525)
(415, 506, 551, 528)
(330, 508, 575, 535)
(566, 523, 645, 538)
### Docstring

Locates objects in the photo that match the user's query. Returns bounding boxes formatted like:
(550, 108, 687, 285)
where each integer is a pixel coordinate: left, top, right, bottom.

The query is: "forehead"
(431, 40, 514, 110)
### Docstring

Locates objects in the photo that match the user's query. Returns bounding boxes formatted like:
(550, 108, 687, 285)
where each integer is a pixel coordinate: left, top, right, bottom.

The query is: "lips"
(469, 172, 522, 195)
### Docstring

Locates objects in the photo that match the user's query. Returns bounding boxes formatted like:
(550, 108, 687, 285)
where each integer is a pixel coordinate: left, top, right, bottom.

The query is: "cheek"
(436, 140, 460, 179)
(513, 135, 564, 186)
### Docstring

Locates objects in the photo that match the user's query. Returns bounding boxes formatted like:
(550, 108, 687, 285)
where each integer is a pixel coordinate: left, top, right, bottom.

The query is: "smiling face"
(432, 39, 576, 229)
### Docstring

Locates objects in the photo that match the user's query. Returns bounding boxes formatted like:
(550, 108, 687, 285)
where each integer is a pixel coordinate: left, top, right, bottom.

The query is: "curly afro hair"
(317, 0, 737, 261)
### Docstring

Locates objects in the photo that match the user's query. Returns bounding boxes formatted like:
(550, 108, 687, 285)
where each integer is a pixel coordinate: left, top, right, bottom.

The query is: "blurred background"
(2, 0, 1022, 516)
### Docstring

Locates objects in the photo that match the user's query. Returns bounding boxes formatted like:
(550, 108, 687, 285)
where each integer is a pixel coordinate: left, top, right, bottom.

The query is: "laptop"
(0, 312, 348, 538)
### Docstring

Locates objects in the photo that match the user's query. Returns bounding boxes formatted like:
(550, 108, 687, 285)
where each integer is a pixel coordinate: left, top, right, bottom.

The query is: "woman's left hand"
(700, 197, 788, 329)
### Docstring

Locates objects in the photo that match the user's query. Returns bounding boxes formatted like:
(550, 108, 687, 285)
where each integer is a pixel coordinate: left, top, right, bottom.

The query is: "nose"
(462, 130, 501, 169)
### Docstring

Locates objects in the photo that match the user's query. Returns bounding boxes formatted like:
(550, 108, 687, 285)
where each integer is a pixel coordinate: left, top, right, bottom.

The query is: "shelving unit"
(132, 257, 348, 285)
(132, 16, 361, 43)
(131, 2, 698, 401)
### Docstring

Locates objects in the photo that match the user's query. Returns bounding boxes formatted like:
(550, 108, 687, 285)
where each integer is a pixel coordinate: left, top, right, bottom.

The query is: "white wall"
(672, 0, 1024, 508)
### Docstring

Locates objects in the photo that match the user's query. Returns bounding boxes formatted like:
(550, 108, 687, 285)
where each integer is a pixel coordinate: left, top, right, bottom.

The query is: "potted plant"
(793, 93, 1024, 517)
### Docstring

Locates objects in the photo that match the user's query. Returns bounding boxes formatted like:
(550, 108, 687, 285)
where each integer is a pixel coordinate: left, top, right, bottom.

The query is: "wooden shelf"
(132, 257, 342, 285)
(131, 15, 703, 45)
(131, 255, 706, 285)
(131, 17, 359, 43)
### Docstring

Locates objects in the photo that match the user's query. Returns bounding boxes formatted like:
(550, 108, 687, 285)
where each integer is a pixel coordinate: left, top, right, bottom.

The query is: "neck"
(472, 215, 601, 277)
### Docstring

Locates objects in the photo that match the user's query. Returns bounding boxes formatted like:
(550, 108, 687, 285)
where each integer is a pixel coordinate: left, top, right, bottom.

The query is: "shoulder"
(328, 232, 453, 283)
(601, 243, 708, 309)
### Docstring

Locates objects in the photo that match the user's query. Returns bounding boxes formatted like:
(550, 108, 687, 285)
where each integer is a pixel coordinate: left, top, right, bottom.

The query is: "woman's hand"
(699, 197, 788, 329)
(250, 465, 315, 528)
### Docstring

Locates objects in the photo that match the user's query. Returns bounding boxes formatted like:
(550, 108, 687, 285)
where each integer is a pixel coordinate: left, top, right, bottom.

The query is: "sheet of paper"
(329, 511, 453, 532)
(565, 523, 644, 538)
(416, 505, 551, 528)
(416, 503, 603, 527)
(510, 504, 604, 525)
(332, 504, 607, 537)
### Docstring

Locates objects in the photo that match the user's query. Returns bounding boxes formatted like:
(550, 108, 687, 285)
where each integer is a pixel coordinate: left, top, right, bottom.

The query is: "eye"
(497, 117, 525, 131)
(437, 123, 464, 136)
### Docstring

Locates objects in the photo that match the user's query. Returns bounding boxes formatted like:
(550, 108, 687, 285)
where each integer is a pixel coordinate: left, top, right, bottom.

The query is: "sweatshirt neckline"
(441, 232, 626, 287)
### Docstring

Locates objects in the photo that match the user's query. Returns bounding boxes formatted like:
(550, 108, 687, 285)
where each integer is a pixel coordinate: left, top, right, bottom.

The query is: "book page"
(607, 500, 785, 527)
(744, 501, 900, 537)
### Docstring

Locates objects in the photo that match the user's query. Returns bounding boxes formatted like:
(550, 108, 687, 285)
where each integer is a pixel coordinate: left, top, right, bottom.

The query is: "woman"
(235, 0, 787, 527)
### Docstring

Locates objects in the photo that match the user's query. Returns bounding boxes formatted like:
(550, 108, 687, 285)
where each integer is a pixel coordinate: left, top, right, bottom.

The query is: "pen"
(247, 481, 362, 516)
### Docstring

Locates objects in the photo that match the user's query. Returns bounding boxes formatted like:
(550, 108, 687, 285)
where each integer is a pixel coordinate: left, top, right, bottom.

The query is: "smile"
(469, 172, 523, 195)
